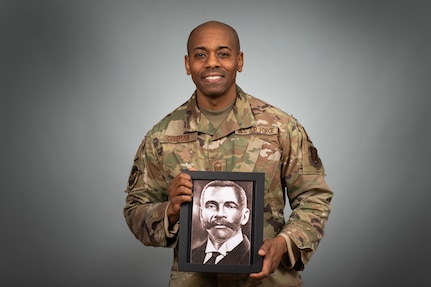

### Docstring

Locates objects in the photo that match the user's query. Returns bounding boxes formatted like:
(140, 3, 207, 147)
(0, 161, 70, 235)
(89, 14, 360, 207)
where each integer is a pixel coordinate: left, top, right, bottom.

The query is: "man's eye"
(225, 203, 238, 209)
(205, 202, 217, 209)
(195, 53, 206, 58)
(218, 52, 230, 57)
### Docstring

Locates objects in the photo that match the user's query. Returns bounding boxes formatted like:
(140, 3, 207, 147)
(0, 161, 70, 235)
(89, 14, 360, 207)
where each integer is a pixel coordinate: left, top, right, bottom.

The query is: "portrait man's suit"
(191, 234, 250, 265)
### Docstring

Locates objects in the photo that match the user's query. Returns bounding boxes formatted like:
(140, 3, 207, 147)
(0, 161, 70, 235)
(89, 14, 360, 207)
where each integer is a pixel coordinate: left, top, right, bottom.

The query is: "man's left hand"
(249, 236, 287, 281)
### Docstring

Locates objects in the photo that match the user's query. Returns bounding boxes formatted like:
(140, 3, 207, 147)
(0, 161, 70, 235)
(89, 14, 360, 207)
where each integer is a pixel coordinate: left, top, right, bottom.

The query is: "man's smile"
(204, 75, 222, 80)
(202, 74, 224, 84)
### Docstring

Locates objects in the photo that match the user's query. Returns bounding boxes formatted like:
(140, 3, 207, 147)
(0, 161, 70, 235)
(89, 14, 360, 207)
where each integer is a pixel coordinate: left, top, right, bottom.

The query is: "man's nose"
(206, 53, 219, 68)
(214, 207, 226, 217)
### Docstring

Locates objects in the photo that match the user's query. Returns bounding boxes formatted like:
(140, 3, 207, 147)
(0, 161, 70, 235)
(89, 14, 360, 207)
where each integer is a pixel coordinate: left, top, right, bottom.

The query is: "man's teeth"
(205, 76, 221, 80)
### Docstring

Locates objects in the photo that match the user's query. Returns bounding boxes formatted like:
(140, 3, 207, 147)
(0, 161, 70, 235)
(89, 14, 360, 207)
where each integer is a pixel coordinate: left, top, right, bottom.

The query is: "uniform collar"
(183, 86, 256, 139)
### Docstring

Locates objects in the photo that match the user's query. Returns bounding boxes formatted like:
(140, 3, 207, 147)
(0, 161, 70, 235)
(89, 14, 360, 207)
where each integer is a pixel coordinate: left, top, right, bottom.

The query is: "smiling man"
(191, 180, 250, 265)
(185, 21, 243, 110)
(124, 20, 333, 287)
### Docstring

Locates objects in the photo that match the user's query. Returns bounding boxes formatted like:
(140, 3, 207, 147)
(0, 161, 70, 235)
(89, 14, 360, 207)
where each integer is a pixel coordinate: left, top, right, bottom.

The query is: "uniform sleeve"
(279, 120, 333, 270)
(123, 134, 177, 248)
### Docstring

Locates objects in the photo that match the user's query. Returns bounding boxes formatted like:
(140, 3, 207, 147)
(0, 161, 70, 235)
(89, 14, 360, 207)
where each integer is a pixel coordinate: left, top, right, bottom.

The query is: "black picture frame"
(178, 171, 264, 273)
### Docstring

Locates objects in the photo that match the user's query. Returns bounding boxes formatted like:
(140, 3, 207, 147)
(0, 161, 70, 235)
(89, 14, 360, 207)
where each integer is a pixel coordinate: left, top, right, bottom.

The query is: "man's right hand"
(166, 172, 193, 227)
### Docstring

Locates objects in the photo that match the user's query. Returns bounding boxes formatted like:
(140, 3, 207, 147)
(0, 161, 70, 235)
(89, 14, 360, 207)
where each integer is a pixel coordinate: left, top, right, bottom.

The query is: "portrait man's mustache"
(203, 218, 238, 230)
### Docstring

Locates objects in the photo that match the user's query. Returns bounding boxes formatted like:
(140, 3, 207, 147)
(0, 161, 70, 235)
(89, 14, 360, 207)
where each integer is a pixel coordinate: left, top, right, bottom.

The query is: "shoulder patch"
(128, 165, 141, 189)
(153, 138, 163, 156)
(308, 146, 322, 170)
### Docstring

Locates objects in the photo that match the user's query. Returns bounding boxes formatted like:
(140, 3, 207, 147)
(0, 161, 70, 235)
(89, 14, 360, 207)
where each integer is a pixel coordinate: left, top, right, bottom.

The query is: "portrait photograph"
(178, 171, 264, 273)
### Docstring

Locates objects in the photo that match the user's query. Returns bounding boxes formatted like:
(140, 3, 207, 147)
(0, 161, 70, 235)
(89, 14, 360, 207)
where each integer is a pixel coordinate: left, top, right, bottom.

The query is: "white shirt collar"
(204, 229, 244, 259)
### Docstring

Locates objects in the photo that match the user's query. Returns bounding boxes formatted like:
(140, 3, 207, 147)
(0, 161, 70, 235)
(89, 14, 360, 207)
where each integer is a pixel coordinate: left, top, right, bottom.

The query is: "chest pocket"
(158, 133, 202, 175)
(234, 127, 281, 179)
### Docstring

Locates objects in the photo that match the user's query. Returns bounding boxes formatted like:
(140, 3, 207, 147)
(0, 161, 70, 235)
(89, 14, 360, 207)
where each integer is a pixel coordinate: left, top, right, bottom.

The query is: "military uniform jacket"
(124, 87, 333, 287)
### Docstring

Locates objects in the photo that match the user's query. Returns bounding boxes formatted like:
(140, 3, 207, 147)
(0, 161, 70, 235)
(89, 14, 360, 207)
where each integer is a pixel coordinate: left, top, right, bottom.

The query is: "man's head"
(185, 21, 243, 106)
(199, 180, 250, 244)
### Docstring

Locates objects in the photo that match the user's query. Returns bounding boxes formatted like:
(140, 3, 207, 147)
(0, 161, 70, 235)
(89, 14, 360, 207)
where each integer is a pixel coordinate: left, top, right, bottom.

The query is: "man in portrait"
(191, 180, 251, 265)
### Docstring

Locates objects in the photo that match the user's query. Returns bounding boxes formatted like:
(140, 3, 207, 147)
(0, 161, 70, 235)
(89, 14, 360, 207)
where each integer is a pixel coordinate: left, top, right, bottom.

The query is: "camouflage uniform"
(124, 86, 333, 287)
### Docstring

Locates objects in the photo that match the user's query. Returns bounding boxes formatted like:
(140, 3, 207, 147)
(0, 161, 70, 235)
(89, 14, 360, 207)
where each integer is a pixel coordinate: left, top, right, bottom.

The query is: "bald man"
(124, 20, 333, 287)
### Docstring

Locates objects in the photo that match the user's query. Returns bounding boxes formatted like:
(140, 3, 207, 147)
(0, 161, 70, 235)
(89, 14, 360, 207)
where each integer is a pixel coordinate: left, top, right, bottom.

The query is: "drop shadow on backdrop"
(1, 1, 430, 286)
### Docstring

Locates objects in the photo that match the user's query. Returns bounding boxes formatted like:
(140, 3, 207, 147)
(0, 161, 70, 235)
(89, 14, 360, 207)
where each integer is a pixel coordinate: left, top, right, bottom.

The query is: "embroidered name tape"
(235, 126, 278, 135)
(161, 133, 198, 143)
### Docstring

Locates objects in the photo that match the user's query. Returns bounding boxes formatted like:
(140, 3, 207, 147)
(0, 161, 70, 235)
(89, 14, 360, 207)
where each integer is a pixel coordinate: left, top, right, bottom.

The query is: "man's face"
(200, 186, 249, 244)
(185, 25, 243, 101)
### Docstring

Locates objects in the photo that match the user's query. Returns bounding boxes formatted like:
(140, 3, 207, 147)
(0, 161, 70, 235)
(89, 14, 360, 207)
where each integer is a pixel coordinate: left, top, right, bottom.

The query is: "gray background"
(1, 0, 430, 286)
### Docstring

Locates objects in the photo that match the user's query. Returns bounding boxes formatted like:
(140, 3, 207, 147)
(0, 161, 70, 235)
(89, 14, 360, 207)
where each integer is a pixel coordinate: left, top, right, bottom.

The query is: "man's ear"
(237, 51, 244, 72)
(241, 208, 250, 225)
(185, 55, 191, 75)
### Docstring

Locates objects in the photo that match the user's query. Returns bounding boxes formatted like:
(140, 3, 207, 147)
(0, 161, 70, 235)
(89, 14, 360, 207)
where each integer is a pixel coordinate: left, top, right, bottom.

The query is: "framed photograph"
(178, 171, 264, 273)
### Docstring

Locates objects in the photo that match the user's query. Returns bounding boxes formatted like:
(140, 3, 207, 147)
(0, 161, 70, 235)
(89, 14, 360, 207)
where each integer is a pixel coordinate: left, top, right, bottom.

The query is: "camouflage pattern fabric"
(124, 86, 333, 287)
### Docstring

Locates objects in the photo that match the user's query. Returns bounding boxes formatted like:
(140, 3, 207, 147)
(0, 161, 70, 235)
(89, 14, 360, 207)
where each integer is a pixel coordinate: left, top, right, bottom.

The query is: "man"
(191, 180, 250, 265)
(124, 20, 333, 286)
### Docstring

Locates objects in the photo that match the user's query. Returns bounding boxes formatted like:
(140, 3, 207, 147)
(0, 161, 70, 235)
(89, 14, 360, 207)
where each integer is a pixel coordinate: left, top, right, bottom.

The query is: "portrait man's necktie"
(206, 251, 221, 264)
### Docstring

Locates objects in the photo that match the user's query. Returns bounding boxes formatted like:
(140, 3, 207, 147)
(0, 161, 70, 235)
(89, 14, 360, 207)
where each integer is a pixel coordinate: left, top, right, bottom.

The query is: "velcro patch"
(160, 133, 198, 143)
(235, 126, 278, 135)
(308, 146, 322, 170)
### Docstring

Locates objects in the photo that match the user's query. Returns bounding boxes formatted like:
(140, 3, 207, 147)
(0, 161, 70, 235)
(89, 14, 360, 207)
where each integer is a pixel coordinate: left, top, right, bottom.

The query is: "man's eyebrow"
(192, 46, 233, 51)
(205, 200, 218, 205)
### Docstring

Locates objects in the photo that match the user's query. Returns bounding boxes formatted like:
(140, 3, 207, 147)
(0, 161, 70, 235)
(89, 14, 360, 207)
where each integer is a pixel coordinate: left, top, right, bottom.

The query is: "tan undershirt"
(200, 101, 235, 129)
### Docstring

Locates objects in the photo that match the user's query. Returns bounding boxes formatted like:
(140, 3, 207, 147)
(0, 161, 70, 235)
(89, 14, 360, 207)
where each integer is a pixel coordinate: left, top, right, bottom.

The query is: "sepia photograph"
(178, 171, 264, 273)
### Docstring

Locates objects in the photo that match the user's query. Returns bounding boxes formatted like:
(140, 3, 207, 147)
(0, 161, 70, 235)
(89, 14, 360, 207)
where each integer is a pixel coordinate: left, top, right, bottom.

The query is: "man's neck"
(196, 86, 237, 110)
(200, 101, 235, 129)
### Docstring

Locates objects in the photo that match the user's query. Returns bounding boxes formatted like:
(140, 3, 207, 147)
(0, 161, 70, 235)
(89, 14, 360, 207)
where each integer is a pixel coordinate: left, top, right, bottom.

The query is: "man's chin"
(196, 85, 228, 98)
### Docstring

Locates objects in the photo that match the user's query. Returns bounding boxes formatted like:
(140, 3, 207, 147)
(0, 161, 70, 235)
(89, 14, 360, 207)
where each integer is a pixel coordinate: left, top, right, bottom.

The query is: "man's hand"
(166, 172, 193, 227)
(249, 236, 288, 281)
